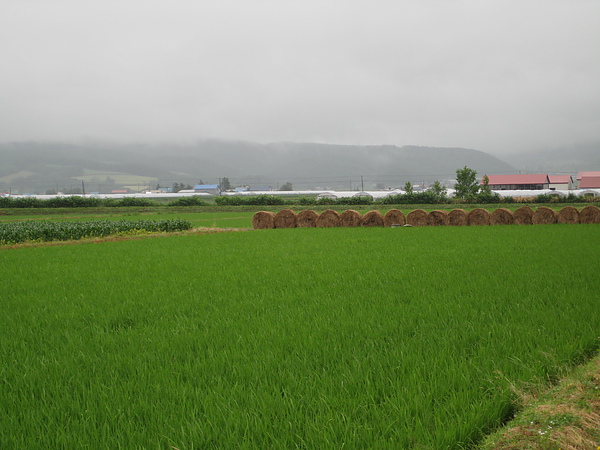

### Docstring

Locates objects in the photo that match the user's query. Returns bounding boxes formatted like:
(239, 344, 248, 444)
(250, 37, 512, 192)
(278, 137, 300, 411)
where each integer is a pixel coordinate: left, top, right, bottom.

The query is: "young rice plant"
(0, 225, 599, 447)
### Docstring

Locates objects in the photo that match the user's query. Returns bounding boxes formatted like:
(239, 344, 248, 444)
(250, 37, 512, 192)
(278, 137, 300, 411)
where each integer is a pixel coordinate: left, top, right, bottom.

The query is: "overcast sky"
(1, 0, 599, 156)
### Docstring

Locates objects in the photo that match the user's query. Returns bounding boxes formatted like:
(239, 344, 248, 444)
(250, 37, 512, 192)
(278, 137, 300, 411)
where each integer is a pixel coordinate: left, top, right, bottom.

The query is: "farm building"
(577, 171, 600, 189)
(548, 175, 573, 190)
(483, 174, 549, 190)
(315, 190, 405, 201)
(492, 189, 566, 199)
(194, 184, 220, 195)
(579, 189, 600, 197)
(249, 185, 272, 191)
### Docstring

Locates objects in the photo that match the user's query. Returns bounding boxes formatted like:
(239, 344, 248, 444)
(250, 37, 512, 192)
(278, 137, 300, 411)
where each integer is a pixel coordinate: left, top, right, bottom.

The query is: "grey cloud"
(1, 0, 599, 155)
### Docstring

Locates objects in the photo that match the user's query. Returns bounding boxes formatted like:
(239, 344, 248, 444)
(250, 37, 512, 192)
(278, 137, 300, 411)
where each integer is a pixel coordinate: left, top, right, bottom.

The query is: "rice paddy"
(1, 223, 599, 448)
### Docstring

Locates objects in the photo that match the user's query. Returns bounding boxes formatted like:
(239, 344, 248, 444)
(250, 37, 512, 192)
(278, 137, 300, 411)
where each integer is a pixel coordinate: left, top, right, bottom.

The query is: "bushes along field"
(1, 225, 599, 448)
(1, 190, 598, 211)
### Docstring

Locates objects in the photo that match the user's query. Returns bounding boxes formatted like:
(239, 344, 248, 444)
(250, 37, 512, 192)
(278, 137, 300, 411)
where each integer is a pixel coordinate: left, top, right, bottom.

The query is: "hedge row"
(0, 196, 210, 208)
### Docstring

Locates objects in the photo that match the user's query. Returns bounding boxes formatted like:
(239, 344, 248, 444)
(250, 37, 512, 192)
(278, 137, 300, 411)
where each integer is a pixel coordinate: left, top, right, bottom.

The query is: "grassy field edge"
(479, 352, 600, 449)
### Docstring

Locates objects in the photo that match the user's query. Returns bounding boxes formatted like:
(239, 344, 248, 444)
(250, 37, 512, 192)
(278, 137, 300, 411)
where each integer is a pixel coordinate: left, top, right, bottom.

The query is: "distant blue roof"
(194, 184, 219, 190)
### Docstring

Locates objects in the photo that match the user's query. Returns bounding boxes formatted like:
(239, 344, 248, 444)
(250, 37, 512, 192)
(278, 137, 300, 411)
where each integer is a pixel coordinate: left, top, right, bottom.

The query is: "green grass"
(479, 353, 600, 448)
(1, 225, 599, 447)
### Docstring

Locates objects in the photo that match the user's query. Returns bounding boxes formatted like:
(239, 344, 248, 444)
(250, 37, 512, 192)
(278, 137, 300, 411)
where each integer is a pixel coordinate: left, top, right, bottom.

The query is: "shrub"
(215, 195, 285, 206)
(11, 197, 42, 208)
(298, 197, 316, 206)
(380, 191, 446, 205)
(45, 196, 102, 208)
(475, 192, 501, 204)
(116, 198, 156, 207)
(167, 196, 208, 207)
(315, 197, 336, 206)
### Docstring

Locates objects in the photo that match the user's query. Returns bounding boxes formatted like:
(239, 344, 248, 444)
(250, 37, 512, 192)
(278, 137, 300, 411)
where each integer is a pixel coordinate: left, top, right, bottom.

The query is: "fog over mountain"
(504, 142, 600, 175)
(2, 2, 599, 192)
(0, 140, 517, 193)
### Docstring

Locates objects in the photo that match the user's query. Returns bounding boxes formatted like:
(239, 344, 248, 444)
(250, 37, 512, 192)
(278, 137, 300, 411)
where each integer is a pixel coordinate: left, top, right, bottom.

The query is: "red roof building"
(579, 176, 600, 189)
(576, 171, 600, 189)
(483, 174, 549, 190)
(548, 175, 573, 190)
(576, 171, 600, 180)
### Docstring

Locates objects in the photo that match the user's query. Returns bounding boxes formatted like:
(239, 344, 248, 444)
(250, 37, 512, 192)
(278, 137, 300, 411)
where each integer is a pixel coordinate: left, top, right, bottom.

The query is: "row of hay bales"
(252, 205, 600, 229)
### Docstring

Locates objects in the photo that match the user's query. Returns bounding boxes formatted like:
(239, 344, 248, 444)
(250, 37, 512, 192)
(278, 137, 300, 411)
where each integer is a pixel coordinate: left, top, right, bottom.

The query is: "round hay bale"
(580, 205, 600, 224)
(447, 209, 468, 226)
(513, 206, 534, 225)
(427, 210, 448, 226)
(383, 209, 406, 227)
(274, 209, 297, 228)
(406, 209, 428, 227)
(297, 209, 319, 227)
(490, 208, 514, 225)
(532, 206, 557, 225)
(467, 208, 491, 226)
(252, 211, 275, 229)
(557, 206, 580, 224)
(361, 210, 384, 227)
(340, 209, 363, 227)
(316, 209, 341, 227)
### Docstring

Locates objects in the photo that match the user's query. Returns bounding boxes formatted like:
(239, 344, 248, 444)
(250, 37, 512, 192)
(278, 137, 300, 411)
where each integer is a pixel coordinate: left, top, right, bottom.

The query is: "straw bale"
(580, 205, 600, 224)
(274, 209, 298, 228)
(513, 205, 534, 225)
(383, 209, 406, 227)
(557, 206, 580, 224)
(361, 210, 384, 227)
(467, 208, 491, 226)
(297, 209, 319, 227)
(406, 209, 428, 227)
(447, 209, 468, 226)
(252, 211, 275, 229)
(427, 210, 448, 226)
(340, 209, 363, 227)
(316, 209, 341, 227)
(490, 208, 514, 225)
(532, 206, 557, 225)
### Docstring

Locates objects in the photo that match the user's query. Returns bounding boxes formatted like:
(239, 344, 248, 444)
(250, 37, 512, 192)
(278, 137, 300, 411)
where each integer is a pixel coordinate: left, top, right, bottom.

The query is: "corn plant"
(0, 218, 192, 244)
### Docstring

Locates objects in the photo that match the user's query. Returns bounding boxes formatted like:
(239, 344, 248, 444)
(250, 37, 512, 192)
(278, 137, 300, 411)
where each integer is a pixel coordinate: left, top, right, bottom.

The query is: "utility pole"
(81, 180, 85, 196)
(361, 175, 364, 192)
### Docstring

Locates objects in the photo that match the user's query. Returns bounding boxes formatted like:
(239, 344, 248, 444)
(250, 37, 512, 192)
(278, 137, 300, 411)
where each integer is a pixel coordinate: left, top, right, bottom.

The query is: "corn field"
(0, 219, 192, 245)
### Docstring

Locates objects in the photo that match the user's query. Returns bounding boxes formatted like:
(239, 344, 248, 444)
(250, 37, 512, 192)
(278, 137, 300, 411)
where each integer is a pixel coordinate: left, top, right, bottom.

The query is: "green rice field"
(1, 224, 599, 448)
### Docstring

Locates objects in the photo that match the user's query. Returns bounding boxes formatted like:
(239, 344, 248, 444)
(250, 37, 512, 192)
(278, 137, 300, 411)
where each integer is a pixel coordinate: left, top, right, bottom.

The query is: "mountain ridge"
(0, 140, 520, 193)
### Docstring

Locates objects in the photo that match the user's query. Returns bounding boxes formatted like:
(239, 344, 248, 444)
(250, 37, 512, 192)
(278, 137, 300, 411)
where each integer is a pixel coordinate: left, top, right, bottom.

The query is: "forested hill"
(0, 140, 516, 192)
